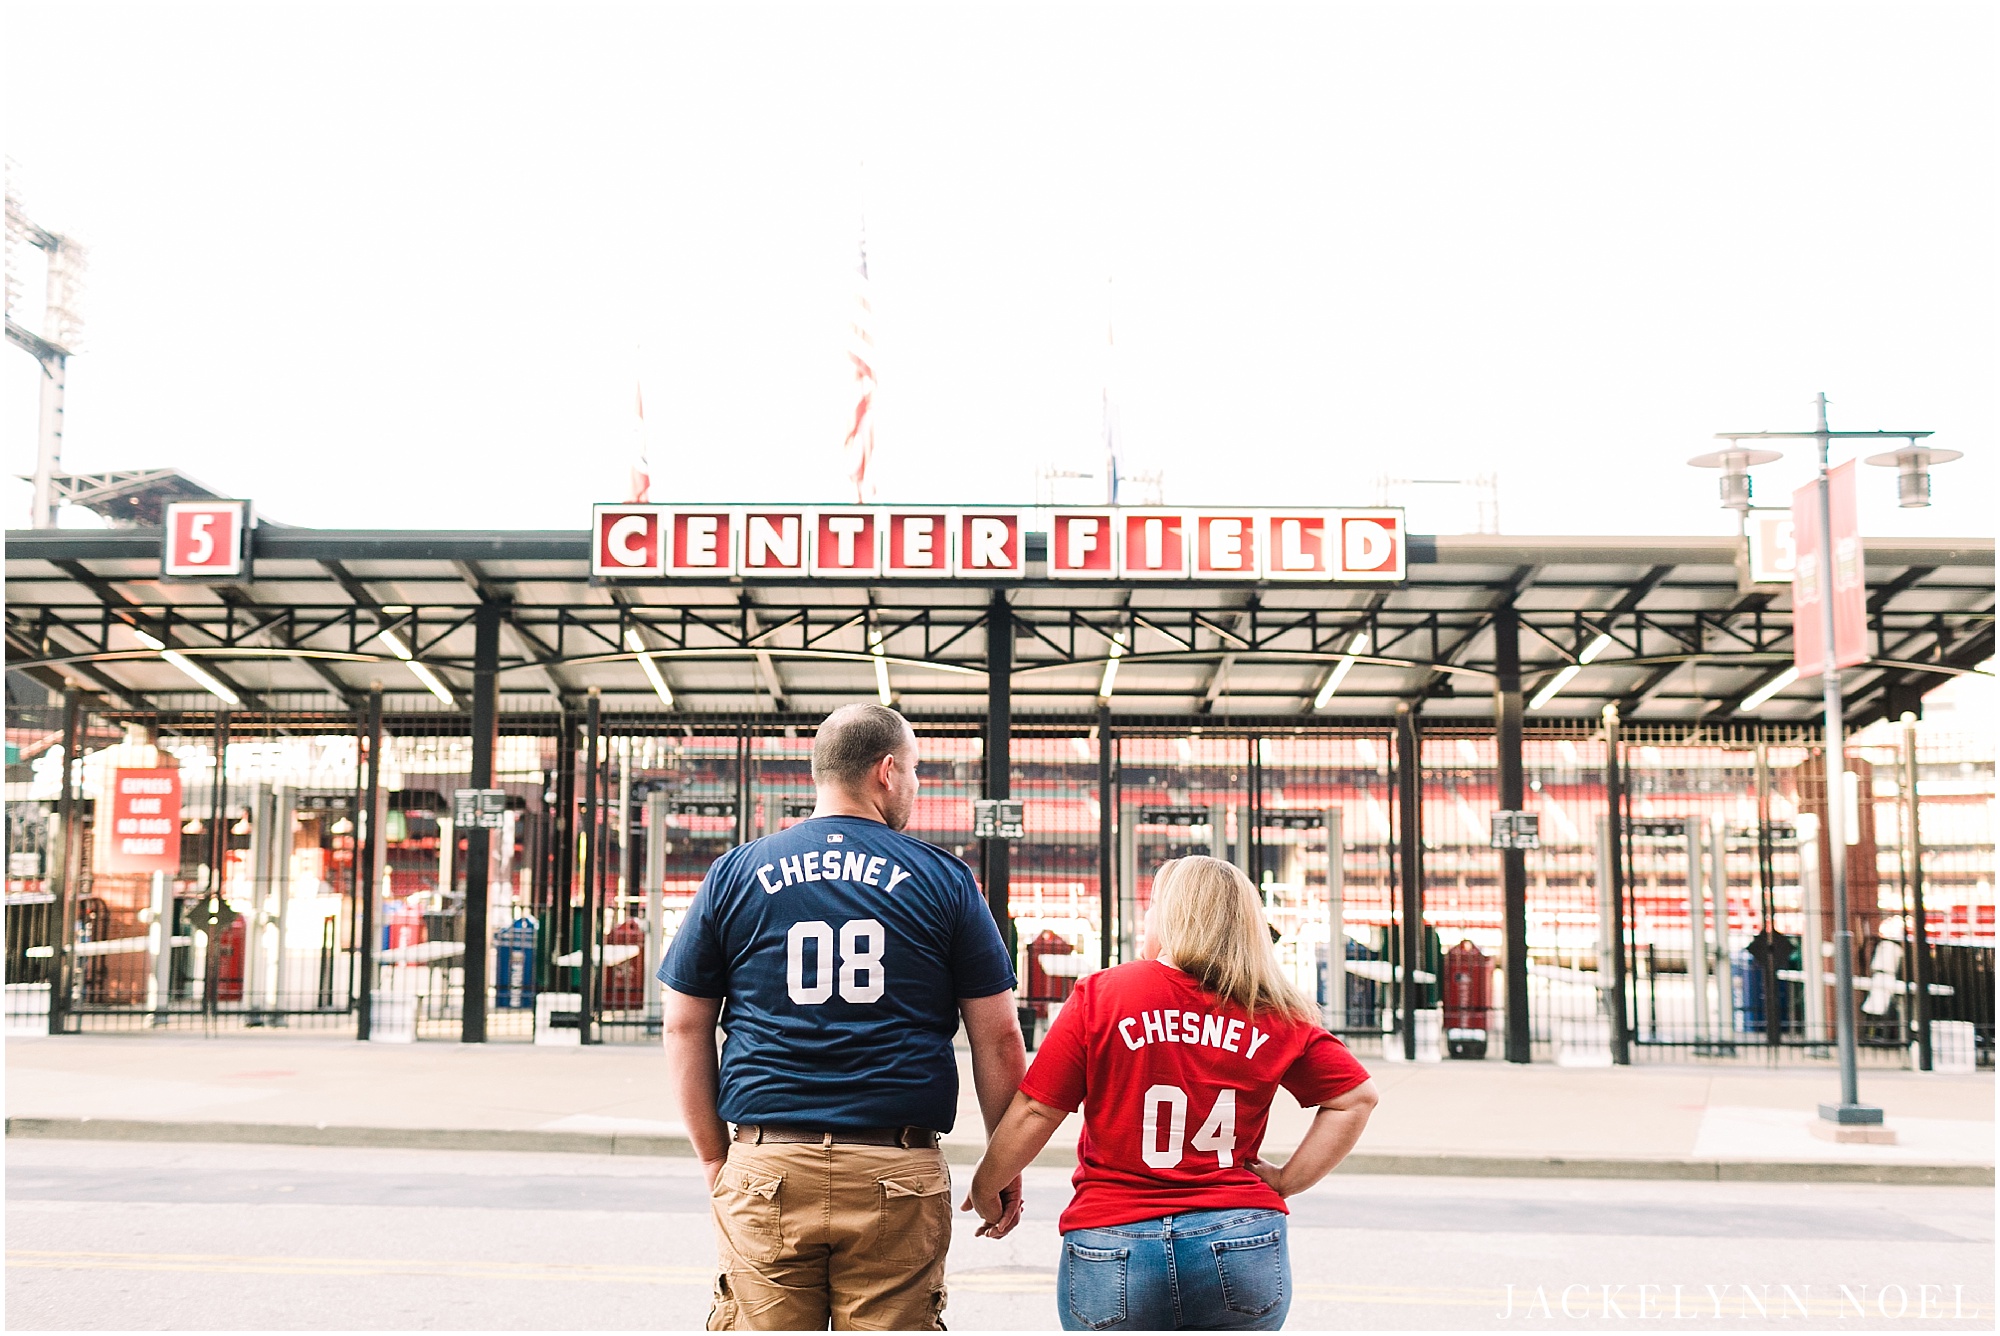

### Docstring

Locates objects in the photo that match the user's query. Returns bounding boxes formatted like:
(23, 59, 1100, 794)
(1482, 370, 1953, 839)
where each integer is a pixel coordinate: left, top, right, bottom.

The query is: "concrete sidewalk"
(6, 1031, 1992, 1184)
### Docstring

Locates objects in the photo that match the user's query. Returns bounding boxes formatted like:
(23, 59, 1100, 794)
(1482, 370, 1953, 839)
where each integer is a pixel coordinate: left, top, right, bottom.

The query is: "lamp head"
(1864, 443, 1962, 508)
(1687, 447, 1783, 513)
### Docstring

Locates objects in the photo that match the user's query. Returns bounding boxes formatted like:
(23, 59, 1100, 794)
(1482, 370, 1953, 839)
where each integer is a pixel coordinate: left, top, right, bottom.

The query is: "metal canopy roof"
(5, 526, 1991, 727)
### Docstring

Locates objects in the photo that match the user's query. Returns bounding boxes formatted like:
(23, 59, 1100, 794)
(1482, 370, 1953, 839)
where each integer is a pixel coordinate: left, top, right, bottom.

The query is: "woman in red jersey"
(964, 855, 1378, 1331)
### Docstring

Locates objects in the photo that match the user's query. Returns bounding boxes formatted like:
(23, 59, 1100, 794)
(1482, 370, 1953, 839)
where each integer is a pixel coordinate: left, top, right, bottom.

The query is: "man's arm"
(661, 987, 731, 1188)
(958, 989, 1028, 1235)
(959, 989, 1028, 1134)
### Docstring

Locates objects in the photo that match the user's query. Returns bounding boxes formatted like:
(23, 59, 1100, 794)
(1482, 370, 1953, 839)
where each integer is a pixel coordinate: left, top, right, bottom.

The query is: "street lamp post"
(1693, 393, 1954, 1131)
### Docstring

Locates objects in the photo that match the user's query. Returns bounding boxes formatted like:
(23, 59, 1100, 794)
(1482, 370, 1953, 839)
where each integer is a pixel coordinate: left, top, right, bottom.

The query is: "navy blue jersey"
(659, 815, 1016, 1133)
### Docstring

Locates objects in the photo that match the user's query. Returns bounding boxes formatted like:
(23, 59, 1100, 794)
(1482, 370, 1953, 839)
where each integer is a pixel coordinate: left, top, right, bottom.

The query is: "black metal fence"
(6, 697, 1991, 1067)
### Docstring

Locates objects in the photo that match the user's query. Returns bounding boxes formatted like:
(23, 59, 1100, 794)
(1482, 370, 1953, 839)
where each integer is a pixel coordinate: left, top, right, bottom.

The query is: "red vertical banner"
(1791, 461, 1867, 675)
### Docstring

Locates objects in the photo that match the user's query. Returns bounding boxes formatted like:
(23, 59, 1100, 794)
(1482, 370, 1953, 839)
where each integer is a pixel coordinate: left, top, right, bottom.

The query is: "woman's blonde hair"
(1150, 855, 1318, 1023)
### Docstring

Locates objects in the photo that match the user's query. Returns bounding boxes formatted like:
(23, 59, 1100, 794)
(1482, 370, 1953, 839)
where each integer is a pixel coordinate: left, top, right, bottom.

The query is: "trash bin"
(213, 913, 247, 1003)
(535, 991, 582, 1046)
(1442, 940, 1490, 1059)
(383, 901, 425, 952)
(1025, 930, 1080, 1007)
(1556, 1017, 1613, 1067)
(5, 983, 51, 1035)
(369, 990, 416, 1043)
(602, 918, 647, 1011)
(493, 916, 537, 1009)
(1381, 1007, 1443, 1062)
(1928, 1020, 1977, 1074)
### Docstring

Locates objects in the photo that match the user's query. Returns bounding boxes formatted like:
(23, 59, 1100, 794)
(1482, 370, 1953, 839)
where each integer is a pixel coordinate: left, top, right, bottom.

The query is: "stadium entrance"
(6, 514, 1992, 1067)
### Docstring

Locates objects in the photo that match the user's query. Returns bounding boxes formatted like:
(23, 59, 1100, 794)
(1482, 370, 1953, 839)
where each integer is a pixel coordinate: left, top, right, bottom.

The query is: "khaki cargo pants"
(706, 1140, 953, 1331)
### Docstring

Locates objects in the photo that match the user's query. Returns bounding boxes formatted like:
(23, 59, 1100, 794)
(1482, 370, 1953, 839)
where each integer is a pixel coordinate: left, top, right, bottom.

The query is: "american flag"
(627, 376, 651, 503)
(842, 229, 876, 502)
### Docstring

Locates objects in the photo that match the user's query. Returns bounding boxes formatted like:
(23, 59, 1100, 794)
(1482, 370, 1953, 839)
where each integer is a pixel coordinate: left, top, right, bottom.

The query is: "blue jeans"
(1057, 1209, 1290, 1331)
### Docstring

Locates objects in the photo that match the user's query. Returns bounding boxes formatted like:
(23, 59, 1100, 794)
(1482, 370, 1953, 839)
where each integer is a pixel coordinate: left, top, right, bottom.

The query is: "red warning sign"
(102, 769, 182, 875)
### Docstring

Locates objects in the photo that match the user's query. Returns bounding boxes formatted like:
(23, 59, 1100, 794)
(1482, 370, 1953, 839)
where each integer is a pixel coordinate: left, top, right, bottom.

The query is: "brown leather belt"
(733, 1124, 939, 1148)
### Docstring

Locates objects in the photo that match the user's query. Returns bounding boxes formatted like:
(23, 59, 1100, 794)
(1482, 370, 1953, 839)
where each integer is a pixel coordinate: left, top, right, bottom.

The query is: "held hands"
(958, 1173, 1024, 1239)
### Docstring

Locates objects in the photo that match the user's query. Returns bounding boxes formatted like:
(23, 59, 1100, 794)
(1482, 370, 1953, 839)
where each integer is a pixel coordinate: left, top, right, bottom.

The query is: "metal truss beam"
(49, 560, 269, 710)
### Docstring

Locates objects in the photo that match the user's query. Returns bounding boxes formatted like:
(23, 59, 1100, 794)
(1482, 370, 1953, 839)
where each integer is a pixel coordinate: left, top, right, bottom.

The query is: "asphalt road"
(7, 1140, 1993, 1330)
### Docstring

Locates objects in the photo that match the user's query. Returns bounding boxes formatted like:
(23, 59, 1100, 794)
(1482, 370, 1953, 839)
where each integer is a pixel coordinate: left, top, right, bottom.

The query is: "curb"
(7, 1117, 1991, 1186)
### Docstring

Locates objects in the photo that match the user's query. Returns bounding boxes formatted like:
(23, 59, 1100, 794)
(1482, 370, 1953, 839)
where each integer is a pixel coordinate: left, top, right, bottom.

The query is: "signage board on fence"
(1489, 810, 1540, 850)
(100, 768, 182, 874)
(972, 799, 1025, 839)
(591, 505, 1406, 583)
(1629, 818, 1687, 838)
(451, 788, 508, 829)
(782, 800, 817, 820)
(1263, 811, 1325, 830)
(669, 799, 737, 819)
(1727, 822, 1798, 842)
(297, 791, 354, 812)
(1139, 806, 1212, 827)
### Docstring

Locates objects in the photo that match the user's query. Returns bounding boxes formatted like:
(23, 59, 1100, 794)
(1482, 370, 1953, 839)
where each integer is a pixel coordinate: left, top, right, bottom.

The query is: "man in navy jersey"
(661, 703, 1026, 1331)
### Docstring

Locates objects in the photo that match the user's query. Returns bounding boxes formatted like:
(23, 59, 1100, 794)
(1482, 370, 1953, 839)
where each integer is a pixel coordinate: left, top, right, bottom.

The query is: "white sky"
(4, 1, 1994, 538)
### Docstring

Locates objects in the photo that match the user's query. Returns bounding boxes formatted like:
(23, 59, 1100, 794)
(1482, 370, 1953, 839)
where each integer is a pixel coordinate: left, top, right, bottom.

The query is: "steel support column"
(1395, 702, 1422, 1062)
(1602, 704, 1632, 1065)
(462, 602, 501, 1042)
(735, 726, 751, 845)
(1493, 605, 1531, 1063)
(356, 684, 383, 1040)
(1247, 735, 1264, 890)
(1097, 706, 1114, 970)
(48, 686, 82, 1034)
(208, 711, 230, 900)
(580, 689, 601, 1043)
(983, 591, 1013, 950)
(554, 708, 575, 983)
(1903, 712, 1932, 1071)
(205, 710, 231, 1016)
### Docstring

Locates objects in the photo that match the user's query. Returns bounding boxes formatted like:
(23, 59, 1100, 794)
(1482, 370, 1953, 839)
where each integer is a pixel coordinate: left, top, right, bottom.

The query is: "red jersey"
(1020, 959, 1370, 1233)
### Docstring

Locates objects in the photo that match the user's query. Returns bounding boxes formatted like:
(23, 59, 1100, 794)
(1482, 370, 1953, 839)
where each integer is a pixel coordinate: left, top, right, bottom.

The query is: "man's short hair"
(812, 703, 914, 788)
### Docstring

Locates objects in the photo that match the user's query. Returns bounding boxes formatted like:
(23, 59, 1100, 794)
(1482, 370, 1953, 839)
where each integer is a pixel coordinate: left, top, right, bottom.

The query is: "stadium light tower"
(5, 167, 89, 529)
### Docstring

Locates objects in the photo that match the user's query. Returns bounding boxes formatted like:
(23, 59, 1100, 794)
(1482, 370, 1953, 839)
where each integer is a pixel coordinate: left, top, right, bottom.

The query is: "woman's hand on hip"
(1245, 1156, 1288, 1196)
